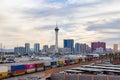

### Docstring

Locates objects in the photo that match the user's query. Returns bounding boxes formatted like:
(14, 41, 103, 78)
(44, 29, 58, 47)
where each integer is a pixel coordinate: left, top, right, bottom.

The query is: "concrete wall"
(79, 75, 92, 80)
(109, 76, 120, 80)
(51, 74, 65, 80)
(94, 76, 107, 80)
(66, 74, 78, 80)
(51, 73, 120, 80)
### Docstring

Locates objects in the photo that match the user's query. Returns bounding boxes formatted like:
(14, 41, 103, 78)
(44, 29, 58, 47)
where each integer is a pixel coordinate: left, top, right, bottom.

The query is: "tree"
(105, 54, 108, 59)
(2, 55, 6, 62)
(109, 53, 114, 63)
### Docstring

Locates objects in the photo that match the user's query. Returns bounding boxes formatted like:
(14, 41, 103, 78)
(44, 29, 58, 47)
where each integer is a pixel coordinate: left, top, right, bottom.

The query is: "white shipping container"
(37, 67, 44, 71)
(0, 66, 8, 73)
(44, 61, 51, 66)
(26, 68, 35, 73)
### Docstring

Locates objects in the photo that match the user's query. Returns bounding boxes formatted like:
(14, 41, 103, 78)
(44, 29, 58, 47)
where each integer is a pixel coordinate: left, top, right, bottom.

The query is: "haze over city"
(0, 0, 120, 49)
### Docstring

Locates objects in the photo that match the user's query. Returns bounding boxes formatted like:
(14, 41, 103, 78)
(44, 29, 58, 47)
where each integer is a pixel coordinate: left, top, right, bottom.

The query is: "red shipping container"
(35, 63, 44, 67)
(25, 64, 35, 69)
(65, 60, 70, 65)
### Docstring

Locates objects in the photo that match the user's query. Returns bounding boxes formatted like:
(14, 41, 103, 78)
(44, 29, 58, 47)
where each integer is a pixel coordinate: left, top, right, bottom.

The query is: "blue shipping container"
(44, 65, 51, 69)
(70, 59, 74, 63)
(11, 64, 25, 71)
(51, 61, 57, 65)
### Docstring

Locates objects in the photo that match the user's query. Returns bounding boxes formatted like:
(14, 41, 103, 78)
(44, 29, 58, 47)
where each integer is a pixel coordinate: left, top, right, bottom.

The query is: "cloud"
(45, 0, 67, 3)
(22, 6, 77, 19)
(86, 19, 120, 31)
(101, 37, 120, 47)
(33, 25, 55, 31)
(85, 19, 120, 47)
(0, 0, 120, 49)
(102, 37, 120, 42)
(21, 0, 104, 19)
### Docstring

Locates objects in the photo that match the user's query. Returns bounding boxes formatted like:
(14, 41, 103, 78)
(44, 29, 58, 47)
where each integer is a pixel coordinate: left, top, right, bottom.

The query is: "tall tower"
(25, 43, 30, 53)
(55, 24, 59, 53)
(34, 43, 40, 54)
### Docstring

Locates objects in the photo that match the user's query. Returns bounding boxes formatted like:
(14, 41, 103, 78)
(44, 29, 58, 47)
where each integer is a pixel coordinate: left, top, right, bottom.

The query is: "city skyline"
(0, 0, 120, 49)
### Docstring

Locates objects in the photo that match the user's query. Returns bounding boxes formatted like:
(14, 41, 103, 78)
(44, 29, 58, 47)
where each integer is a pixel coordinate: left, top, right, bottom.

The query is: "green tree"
(105, 54, 108, 59)
(2, 55, 6, 62)
(109, 53, 114, 63)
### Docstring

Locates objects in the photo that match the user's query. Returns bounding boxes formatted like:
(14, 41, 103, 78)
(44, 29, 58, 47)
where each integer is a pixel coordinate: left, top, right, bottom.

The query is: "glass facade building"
(64, 39, 74, 52)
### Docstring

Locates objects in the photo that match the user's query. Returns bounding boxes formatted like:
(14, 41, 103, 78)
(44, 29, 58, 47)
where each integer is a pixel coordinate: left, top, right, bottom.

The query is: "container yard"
(0, 54, 120, 80)
(0, 54, 99, 80)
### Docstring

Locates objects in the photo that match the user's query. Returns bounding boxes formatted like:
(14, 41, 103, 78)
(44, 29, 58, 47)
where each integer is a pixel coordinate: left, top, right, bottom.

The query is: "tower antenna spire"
(54, 24, 59, 53)
(56, 21, 58, 27)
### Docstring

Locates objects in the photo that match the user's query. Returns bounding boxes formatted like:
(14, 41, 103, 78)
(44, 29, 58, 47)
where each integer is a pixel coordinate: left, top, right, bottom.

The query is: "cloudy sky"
(0, 0, 120, 49)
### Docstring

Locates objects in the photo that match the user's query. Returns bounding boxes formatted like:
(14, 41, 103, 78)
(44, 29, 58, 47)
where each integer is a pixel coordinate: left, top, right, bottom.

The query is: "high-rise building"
(25, 43, 30, 53)
(34, 43, 40, 54)
(48, 45, 56, 53)
(50, 45, 55, 51)
(96, 47, 104, 53)
(58, 48, 71, 54)
(42, 45, 49, 52)
(91, 42, 106, 52)
(75, 43, 81, 54)
(14, 47, 25, 54)
(64, 39, 74, 52)
(82, 44, 87, 53)
(113, 44, 118, 52)
(75, 43, 90, 54)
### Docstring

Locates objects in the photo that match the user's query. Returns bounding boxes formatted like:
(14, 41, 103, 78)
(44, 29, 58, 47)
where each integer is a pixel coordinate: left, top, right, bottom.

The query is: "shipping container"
(82, 57, 85, 62)
(74, 58, 79, 64)
(0, 72, 8, 79)
(0, 66, 8, 73)
(87, 56, 93, 61)
(70, 59, 74, 64)
(11, 70, 25, 76)
(44, 61, 51, 70)
(25, 63, 36, 74)
(36, 67, 44, 72)
(25, 63, 35, 69)
(35, 63, 44, 72)
(51, 61, 57, 68)
(35, 63, 44, 68)
(0, 66, 9, 79)
(58, 60, 64, 67)
(44, 65, 51, 70)
(94, 57, 99, 60)
(10, 64, 26, 76)
(79, 58, 82, 63)
(85, 57, 88, 62)
(65, 59, 70, 66)
(11, 64, 25, 71)
(26, 68, 35, 73)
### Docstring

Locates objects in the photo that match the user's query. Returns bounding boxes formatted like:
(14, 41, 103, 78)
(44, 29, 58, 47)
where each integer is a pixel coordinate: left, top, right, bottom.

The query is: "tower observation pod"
(55, 25, 59, 53)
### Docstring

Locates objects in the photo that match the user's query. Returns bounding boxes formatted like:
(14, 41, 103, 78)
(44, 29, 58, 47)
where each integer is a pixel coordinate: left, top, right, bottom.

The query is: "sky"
(0, 0, 120, 49)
